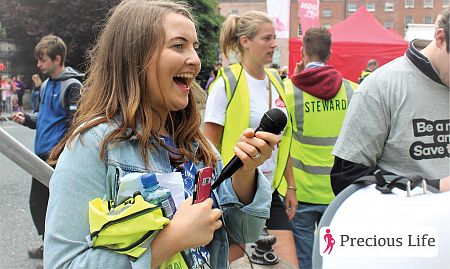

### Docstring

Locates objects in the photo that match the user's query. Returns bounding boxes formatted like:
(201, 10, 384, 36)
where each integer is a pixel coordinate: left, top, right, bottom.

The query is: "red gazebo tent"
(289, 6, 408, 82)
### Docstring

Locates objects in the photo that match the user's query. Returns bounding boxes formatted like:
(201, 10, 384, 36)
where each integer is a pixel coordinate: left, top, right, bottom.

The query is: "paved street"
(0, 121, 43, 268)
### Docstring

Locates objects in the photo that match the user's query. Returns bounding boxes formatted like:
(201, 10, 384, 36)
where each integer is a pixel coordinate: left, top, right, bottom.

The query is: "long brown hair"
(49, 0, 217, 168)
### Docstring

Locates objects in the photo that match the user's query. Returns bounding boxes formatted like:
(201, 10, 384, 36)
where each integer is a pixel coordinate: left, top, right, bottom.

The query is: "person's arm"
(44, 129, 132, 268)
(439, 176, 450, 192)
(215, 129, 274, 244)
(45, 128, 224, 268)
(11, 112, 37, 129)
(330, 157, 447, 194)
(282, 156, 297, 220)
(150, 197, 222, 268)
(203, 122, 223, 150)
(203, 77, 227, 149)
(63, 82, 81, 125)
(330, 156, 395, 195)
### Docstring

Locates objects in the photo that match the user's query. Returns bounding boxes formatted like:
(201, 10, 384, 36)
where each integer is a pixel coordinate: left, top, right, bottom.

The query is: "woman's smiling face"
(146, 12, 201, 115)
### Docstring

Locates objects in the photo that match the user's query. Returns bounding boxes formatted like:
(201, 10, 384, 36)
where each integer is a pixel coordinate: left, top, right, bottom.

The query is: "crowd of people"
(4, 0, 449, 269)
(0, 73, 45, 115)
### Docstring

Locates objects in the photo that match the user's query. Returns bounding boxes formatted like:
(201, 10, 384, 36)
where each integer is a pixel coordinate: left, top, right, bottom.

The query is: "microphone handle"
(211, 126, 265, 190)
(211, 155, 242, 189)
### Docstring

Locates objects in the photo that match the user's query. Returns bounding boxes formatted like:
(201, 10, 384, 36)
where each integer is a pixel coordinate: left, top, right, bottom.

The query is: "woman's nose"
(186, 50, 201, 71)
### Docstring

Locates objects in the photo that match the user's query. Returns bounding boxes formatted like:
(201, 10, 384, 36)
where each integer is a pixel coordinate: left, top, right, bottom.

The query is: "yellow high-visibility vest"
(358, 70, 372, 83)
(282, 78, 357, 204)
(209, 63, 293, 189)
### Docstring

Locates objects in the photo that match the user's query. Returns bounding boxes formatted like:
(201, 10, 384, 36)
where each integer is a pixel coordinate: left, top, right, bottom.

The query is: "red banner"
(298, 0, 320, 34)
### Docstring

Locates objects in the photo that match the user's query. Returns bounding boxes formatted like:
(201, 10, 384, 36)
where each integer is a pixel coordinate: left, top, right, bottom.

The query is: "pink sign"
(298, 0, 320, 34)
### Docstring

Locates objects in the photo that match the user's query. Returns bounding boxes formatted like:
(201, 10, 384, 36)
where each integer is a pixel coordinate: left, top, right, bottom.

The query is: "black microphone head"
(259, 108, 287, 134)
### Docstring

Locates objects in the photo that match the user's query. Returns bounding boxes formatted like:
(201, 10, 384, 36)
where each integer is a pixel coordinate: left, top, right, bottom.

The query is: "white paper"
(156, 172, 185, 209)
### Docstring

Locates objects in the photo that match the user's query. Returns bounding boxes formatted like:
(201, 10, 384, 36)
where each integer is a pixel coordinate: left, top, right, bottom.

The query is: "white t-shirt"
(205, 70, 287, 183)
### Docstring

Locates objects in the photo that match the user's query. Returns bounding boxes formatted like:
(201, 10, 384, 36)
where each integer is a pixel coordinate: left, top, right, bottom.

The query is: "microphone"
(211, 108, 288, 190)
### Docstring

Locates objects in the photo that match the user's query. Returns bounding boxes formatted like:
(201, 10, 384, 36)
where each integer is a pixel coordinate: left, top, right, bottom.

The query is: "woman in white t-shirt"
(204, 11, 298, 267)
(1, 75, 12, 114)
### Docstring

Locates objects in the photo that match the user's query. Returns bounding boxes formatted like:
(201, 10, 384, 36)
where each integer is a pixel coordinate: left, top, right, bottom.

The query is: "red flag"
(298, 0, 320, 34)
(0, 63, 4, 72)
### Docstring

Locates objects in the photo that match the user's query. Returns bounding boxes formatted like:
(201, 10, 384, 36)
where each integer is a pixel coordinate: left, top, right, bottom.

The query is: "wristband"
(287, 186, 297, 191)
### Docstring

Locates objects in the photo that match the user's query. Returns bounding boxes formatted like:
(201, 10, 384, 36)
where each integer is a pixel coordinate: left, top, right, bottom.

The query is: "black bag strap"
(351, 170, 438, 195)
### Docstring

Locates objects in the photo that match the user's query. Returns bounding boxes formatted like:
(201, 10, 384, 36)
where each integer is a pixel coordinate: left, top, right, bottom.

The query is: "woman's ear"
(240, 35, 250, 49)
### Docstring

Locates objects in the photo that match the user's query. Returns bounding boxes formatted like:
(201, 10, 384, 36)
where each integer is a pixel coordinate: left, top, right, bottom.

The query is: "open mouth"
(173, 73, 194, 90)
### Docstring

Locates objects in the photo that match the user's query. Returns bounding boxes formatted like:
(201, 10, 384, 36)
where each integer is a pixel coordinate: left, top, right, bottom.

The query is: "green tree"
(0, 0, 118, 69)
(0, 0, 223, 82)
(0, 22, 6, 39)
(188, 0, 224, 86)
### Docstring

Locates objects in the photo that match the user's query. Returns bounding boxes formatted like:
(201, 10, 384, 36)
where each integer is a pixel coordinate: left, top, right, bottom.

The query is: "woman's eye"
(173, 44, 183, 50)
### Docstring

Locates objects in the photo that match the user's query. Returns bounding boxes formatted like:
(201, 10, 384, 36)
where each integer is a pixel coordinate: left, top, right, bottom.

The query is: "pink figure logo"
(275, 96, 285, 108)
(323, 228, 335, 254)
(273, 17, 286, 32)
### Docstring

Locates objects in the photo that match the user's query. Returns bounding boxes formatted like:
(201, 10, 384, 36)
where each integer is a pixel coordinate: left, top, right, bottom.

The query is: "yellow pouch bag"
(87, 192, 170, 260)
(160, 252, 190, 269)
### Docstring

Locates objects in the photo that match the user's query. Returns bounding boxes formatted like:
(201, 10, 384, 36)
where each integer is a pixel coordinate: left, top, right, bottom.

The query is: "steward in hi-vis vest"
(282, 66, 357, 204)
(358, 70, 372, 83)
(208, 63, 293, 190)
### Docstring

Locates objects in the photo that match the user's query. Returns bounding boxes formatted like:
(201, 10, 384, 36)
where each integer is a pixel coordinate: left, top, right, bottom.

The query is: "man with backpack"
(12, 34, 84, 262)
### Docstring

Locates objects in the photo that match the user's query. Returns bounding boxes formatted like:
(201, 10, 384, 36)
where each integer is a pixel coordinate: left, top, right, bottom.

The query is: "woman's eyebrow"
(168, 36, 199, 45)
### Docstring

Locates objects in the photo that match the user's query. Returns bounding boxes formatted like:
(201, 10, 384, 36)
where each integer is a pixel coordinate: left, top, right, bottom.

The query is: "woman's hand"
(169, 197, 222, 249)
(231, 128, 281, 204)
(150, 197, 222, 268)
(233, 128, 281, 174)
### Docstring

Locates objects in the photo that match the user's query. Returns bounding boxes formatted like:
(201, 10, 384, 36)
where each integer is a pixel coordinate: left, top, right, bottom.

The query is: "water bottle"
(141, 173, 176, 219)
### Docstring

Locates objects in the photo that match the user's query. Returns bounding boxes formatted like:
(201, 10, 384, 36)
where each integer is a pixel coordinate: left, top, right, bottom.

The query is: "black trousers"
(17, 91, 24, 106)
(30, 155, 50, 240)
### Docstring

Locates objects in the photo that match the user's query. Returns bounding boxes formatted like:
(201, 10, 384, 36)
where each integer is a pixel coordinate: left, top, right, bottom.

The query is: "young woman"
(1, 75, 11, 114)
(30, 74, 42, 112)
(204, 11, 299, 267)
(44, 1, 280, 268)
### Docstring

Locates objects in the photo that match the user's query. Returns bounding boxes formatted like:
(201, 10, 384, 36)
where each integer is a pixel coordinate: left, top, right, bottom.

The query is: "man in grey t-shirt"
(331, 8, 450, 194)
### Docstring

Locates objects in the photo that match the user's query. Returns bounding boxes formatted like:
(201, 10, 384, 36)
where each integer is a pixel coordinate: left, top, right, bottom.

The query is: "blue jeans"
(31, 91, 40, 112)
(291, 203, 327, 269)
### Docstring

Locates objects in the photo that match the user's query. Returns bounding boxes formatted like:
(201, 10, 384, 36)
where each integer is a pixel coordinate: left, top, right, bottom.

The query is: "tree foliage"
(0, 0, 223, 82)
(0, 0, 118, 68)
(189, 0, 224, 84)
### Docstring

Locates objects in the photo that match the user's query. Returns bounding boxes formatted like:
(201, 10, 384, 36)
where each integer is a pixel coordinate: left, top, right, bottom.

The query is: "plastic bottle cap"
(141, 173, 158, 188)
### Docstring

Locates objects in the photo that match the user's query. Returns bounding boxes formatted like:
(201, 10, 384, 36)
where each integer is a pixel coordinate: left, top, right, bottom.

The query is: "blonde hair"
(32, 74, 42, 87)
(220, 10, 272, 60)
(49, 0, 217, 168)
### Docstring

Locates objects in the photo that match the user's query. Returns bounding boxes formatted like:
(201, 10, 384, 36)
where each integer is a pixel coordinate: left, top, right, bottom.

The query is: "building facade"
(320, 0, 449, 36)
(218, 0, 448, 68)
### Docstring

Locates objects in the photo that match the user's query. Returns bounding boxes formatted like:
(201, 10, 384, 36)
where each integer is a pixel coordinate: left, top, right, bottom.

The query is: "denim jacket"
(44, 121, 272, 269)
